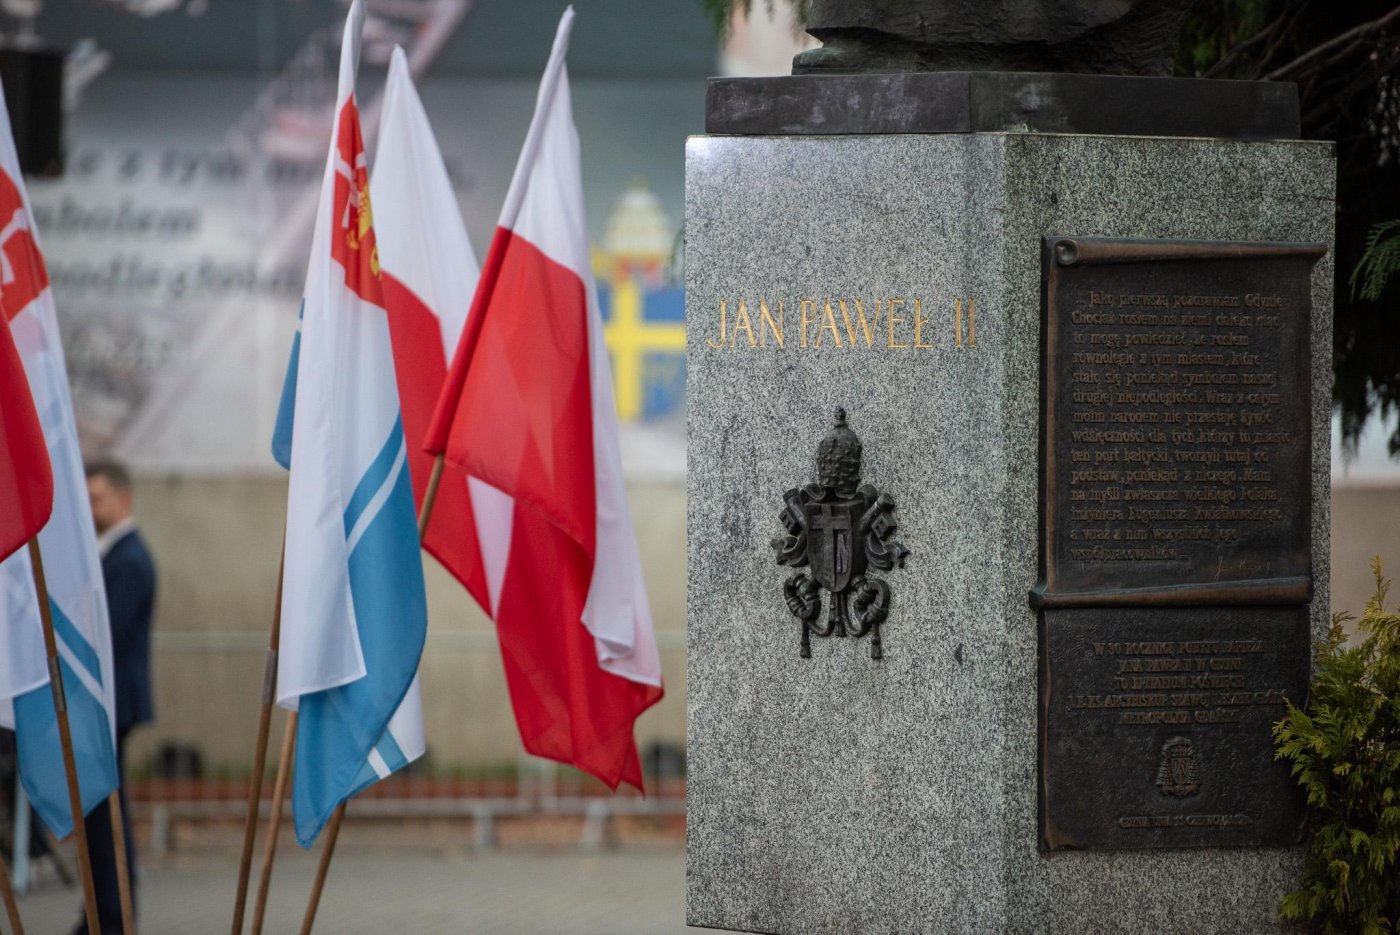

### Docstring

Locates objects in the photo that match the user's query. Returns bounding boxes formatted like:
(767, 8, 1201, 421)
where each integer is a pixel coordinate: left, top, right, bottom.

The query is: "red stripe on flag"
(427, 230, 660, 790)
(496, 503, 661, 791)
(0, 168, 48, 321)
(0, 307, 52, 561)
(433, 230, 596, 555)
(426, 226, 511, 457)
(381, 270, 490, 609)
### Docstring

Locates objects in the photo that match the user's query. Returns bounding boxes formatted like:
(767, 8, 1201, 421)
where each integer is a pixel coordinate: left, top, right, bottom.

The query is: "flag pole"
(297, 454, 446, 935)
(250, 710, 298, 935)
(27, 538, 101, 935)
(298, 801, 345, 935)
(418, 454, 446, 536)
(231, 541, 286, 934)
(0, 847, 25, 934)
(108, 792, 134, 935)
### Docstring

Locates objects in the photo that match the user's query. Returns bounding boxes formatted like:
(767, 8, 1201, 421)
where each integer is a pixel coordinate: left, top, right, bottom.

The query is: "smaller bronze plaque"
(1041, 607, 1309, 850)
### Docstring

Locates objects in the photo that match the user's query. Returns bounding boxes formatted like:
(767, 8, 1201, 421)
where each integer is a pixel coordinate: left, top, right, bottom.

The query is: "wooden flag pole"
(0, 846, 26, 935)
(250, 710, 298, 935)
(418, 454, 446, 536)
(231, 542, 286, 935)
(297, 454, 447, 935)
(297, 802, 345, 935)
(108, 792, 134, 935)
(27, 539, 101, 935)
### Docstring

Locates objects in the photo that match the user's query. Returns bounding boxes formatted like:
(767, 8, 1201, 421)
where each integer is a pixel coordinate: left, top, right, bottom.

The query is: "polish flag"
(372, 45, 489, 610)
(425, 7, 663, 791)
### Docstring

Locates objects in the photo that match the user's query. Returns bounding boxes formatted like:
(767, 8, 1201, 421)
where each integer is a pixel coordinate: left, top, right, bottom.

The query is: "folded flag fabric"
(0, 75, 119, 837)
(0, 301, 48, 562)
(372, 44, 493, 613)
(271, 0, 427, 847)
(426, 6, 663, 792)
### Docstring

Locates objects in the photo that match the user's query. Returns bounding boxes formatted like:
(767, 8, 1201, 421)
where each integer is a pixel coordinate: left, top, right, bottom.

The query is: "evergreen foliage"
(1353, 220, 1400, 305)
(1274, 560, 1400, 934)
(1177, 1, 1400, 457)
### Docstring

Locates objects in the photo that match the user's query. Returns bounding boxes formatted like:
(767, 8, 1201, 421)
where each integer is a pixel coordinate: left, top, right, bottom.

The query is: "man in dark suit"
(78, 460, 156, 935)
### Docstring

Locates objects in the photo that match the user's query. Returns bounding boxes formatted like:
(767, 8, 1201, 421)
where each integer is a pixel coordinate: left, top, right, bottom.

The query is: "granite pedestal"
(685, 131, 1333, 934)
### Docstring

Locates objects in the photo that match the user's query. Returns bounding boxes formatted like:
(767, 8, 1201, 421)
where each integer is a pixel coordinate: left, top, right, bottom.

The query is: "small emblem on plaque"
(1155, 737, 1200, 798)
(772, 408, 909, 660)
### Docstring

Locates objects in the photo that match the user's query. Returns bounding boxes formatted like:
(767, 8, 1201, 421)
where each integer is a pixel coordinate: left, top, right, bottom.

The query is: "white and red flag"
(0, 75, 120, 838)
(372, 45, 490, 610)
(425, 7, 663, 791)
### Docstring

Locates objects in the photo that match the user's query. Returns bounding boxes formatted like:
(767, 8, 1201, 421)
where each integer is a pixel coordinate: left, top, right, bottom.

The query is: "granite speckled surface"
(685, 132, 1334, 935)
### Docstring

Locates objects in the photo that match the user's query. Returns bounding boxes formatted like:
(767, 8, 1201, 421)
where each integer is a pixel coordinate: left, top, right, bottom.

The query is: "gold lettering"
(817, 300, 844, 347)
(799, 299, 819, 348)
(839, 299, 878, 347)
(955, 297, 978, 347)
(707, 299, 728, 349)
(759, 299, 783, 347)
(710, 295, 949, 350)
(733, 299, 757, 348)
(887, 297, 909, 348)
(913, 298, 934, 348)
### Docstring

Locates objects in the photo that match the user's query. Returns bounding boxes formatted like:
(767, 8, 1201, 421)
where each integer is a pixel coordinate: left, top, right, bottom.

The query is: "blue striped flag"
(271, 0, 428, 847)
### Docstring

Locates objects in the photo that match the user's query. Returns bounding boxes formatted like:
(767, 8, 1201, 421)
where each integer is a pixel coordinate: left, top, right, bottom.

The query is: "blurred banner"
(13, 0, 700, 476)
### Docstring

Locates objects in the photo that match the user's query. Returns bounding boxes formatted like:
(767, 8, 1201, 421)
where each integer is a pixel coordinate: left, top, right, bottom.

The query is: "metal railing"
(132, 755, 686, 857)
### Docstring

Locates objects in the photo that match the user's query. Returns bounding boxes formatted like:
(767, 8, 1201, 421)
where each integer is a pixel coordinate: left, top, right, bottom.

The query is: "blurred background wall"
(1331, 412, 1400, 629)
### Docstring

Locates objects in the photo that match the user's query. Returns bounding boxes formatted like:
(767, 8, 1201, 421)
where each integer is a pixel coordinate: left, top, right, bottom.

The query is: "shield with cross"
(804, 496, 866, 594)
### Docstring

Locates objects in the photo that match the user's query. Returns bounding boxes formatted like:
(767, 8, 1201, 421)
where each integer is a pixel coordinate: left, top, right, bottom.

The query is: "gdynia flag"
(0, 78, 120, 837)
(272, 0, 427, 847)
(426, 7, 663, 792)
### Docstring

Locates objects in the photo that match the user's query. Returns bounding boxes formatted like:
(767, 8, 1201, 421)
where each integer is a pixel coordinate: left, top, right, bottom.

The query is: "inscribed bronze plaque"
(1036, 237, 1324, 608)
(1035, 237, 1325, 851)
(1041, 606, 1310, 850)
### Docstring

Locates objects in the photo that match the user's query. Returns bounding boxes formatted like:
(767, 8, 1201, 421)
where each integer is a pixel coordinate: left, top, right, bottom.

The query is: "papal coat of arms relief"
(772, 408, 910, 660)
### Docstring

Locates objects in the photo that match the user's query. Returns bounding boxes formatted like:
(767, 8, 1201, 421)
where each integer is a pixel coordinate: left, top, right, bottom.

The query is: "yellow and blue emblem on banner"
(598, 277, 685, 423)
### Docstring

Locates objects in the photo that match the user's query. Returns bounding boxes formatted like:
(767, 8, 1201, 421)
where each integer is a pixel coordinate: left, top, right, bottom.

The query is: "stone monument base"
(705, 72, 1298, 140)
(685, 129, 1332, 934)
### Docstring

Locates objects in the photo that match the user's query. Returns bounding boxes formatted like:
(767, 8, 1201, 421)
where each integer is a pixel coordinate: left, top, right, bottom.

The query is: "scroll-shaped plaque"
(1035, 237, 1325, 609)
(1036, 237, 1325, 851)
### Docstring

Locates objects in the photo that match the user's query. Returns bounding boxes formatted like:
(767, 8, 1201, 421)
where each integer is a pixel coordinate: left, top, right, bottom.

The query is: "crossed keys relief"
(772, 408, 910, 660)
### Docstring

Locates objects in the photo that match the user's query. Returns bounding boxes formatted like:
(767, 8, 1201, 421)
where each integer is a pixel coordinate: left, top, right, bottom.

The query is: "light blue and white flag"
(272, 0, 428, 848)
(0, 79, 119, 838)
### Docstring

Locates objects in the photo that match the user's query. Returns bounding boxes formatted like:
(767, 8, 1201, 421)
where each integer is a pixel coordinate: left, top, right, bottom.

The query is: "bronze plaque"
(1041, 606, 1310, 850)
(1036, 237, 1325, 851)
(1037, 237, 1324, 606)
